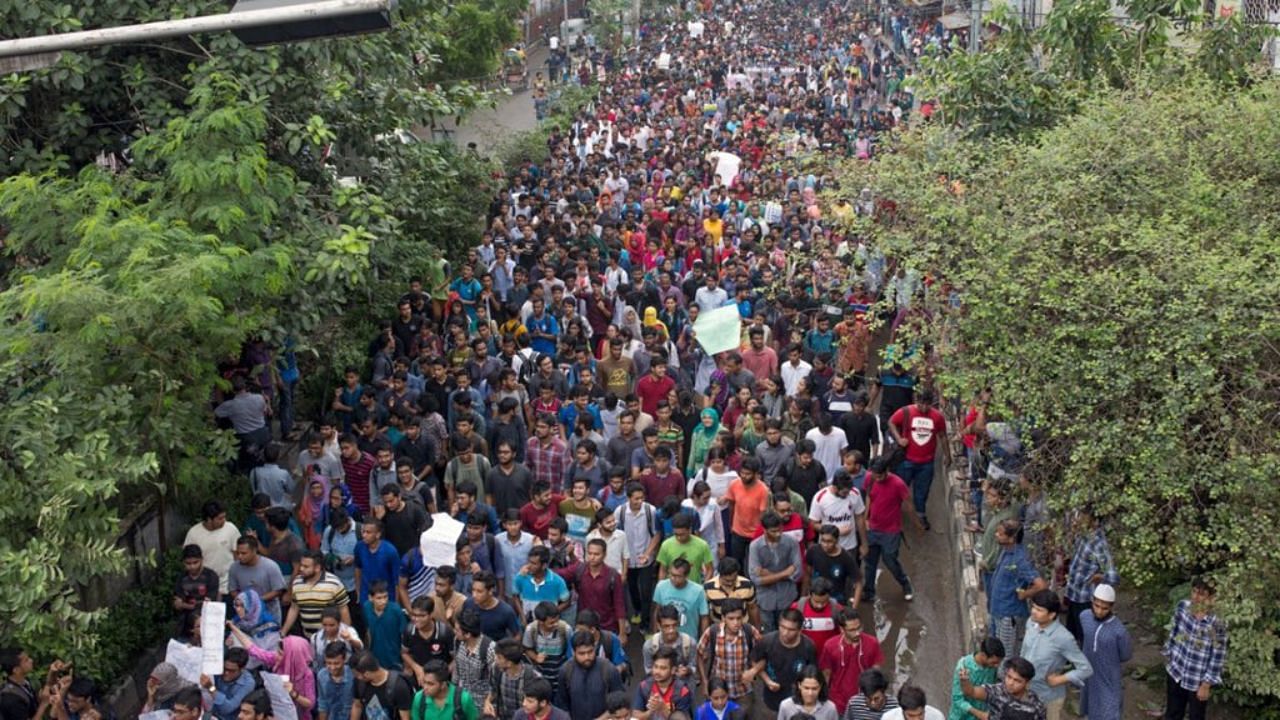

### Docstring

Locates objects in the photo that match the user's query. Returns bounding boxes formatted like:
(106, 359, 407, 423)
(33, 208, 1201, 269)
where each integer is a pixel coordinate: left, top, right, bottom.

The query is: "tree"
(833, 78, 1280, 699)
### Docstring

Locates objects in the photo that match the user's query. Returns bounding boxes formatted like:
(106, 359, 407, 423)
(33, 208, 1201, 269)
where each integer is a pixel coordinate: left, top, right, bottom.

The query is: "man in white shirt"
(694, 274, 729, 315)
(808, 472, 866, 555)
(780, 345, 812, 397)
(804, 414, 848, 482)
(881, 685, 944, 720)
(183, 500, 241, 595)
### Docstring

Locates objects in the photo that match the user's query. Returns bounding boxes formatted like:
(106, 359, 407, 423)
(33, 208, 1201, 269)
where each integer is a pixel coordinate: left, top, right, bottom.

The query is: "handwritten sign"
(263, 673, 298, 720)
(200, 601, 226, 676)
(164, 640, 202, 685)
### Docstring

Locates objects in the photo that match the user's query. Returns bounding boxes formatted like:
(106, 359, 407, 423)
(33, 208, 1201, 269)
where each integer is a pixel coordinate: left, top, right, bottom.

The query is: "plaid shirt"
(454, 637, 497, 705)
(527, 436, 570, 494)
(1163, 599, 1228, 690)
(1064, 528, 1119, 603)
(698, 623, 757, 699)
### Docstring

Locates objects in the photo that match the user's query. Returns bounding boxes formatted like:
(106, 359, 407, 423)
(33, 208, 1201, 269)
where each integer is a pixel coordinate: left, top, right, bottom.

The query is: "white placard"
(263, 672, 299, 720)
(200, 601, 226, 676)
(164, 639, 202, 685)
(420, 513, 466, 567)
(139, 712, 171, 720)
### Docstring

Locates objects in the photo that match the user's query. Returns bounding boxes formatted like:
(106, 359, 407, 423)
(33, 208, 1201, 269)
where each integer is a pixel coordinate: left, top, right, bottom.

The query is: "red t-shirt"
(519, 494, 564, 539)
(889, 405, 947, 464)
(818, 632, 884, 713)
(793, 597, 843, 651)
(864, 473, 910, 534)
(636, 373, 675, 416)
(962, 405, 980, 450)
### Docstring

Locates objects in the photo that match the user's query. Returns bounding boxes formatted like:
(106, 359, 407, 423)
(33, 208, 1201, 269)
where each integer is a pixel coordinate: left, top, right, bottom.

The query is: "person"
(1162, 578, 1227, 720)
(236, 692, 272, 720)
(818, 609, 883, 715)
(720, 457, 770, 565)
(1021, 590, 1092, 720)
(453, 610, 498, 712)
(632, 647, 694, 720)
(362, 581, 407, 672)
(250, 445, 296, 512)
(697, 599, 761, 719)
(683, 480, 726, 558)
(986, 519, 1045, 660)
(947, 638, 1005, 720)
(402, 597, 456, 689)
(510, 677, 569, 720)
(553, 631, 624, 720)
(843, 668, 899, 720)
(652, 558, 709, 642)
(575, 539, 627, 637)
(805, 526, 861, 607)
(693, 679, 742, 720)
(657, 512, 715, 584)
(174, 543, 222, 615)
(375, 484, 430, 556)
(464, 571, 522, 641)
(310, 608, 364, 674)
(513, 546, 571, 622)
(861, 456, 922, 604)
(410, 661, 478, 720)
(317, 628, 356, 720)
(704, 557, 761, 627)
(880, 686, 943, 720)
(1078, 584, 1131, 720)
(793, 578, 843, 652)
(322, 507, 359, 595)
(808, 472, 868, 570)
(748, 608, 818, 712)
(617, 482, 662, 627)
(522, 601, 574, 696)
(142, 663, 190, 715)
(887, 389, 948, 529)
(485, 639, 542, 720)
(214, 376, 271, 468)
(184, 501, 241, 598)
(1063, 509, 1119, 644)
(958, 657, 1046, 720)
(777, 665, 838, 720)
(642, 605, 699, 688)
(520, 481, 564, 541)
(200, 648, 255, 720)
(285, 550, 352, 636)
(749, 510, 803, 631)
(570, 611, 630, 685)
(223, 632, 317, 719)
(170, 686, 211, 720)
(230, 589, 282, 666)
(354, 520, 402, 607)
(351, 650, 415, 720)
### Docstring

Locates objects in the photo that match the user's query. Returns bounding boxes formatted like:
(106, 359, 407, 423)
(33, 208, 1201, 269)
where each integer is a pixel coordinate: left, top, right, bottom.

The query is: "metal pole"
(0, 0, 392, 58)
(969, 0, 982, 53)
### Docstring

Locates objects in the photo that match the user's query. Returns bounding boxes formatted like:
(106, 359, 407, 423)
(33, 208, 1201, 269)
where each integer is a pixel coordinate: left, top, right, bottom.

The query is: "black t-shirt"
(805, 545, 860, 603)
(383, 502, 430, 556)
(838, 412, 879, 462)
(175, 568, 222, 604)
(488, 464, 534, 516)
(749, 633, 817, 710)
(784, 461, 826, 508)
(355, 671, 415, 717)
(0, 680, 37, 720)
(403, 621, 456, 667)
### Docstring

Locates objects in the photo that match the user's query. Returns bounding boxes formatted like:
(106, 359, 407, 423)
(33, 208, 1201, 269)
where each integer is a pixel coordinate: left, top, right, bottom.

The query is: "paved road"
(442, 46, 550, 154)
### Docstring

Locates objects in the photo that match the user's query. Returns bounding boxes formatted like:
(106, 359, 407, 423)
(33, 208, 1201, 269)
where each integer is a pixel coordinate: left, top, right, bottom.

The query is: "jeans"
(1164, 671, 1208, 720)
(277, 379, 297, 438)
(627, 563, 658, 624)
(898, 459, 935, 519)
(863, 530, 911, 598)
(730, 532, 753, 567)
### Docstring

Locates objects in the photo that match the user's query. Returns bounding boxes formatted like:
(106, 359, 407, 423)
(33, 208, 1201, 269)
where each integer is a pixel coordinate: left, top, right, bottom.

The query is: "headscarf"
(149, 662, 189, 709)
(305, 476, 329, 522)
(686, 407, 722, 476)
(622, 306, 644, 340)
(235, 588, 276, 629)
(643, 306, 669, 339)
(277, 636, 317, 720)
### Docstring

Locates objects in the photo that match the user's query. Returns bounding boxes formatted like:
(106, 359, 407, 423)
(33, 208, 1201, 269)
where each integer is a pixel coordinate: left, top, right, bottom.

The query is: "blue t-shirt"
(354, 540, 401, 602)
(652, 579, 708, 640)
(512, 571, 571, 621)
(988, 545, 1041, 618)
(463, 597, 522, 641)
(363, 600, 407, 670)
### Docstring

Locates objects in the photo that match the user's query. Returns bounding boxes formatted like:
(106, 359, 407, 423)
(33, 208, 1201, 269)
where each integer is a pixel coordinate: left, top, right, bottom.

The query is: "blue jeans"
(898, 459, 934, 518)
(863, 530, 911, 598)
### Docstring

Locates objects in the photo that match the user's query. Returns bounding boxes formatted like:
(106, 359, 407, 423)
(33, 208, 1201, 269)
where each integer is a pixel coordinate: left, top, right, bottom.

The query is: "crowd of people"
(0, 1, 1230, 720)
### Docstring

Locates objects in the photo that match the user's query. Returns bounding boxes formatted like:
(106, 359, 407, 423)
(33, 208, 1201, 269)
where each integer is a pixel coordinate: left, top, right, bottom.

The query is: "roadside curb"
(944, 425, 987, 652)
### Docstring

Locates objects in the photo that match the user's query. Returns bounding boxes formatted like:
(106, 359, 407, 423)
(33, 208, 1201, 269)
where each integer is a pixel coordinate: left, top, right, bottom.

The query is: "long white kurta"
(1080, 611, 1133, 720)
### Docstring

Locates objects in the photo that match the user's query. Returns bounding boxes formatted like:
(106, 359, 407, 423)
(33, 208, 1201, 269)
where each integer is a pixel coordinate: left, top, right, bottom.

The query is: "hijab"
(686, 407, 722, 476)
(149, 662, 189, 709)
(643, 307, 669, 338)
(277, 636, 317, 720)
(235, 588, 276, 629)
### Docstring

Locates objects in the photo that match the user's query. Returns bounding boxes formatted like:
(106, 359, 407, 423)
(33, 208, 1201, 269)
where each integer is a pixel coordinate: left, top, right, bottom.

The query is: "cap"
(1093, 584, 1117, 603)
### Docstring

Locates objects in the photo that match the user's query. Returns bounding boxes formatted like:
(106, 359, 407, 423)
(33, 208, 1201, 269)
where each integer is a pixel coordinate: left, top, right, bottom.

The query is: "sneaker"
(903, 587, 915, 601)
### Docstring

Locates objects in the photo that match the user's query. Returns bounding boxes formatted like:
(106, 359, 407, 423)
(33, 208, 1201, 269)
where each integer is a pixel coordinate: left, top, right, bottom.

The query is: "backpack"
(617, 502, 658, 537)
(411, 683, 472, 720)
(517, 349, 543, 387)
(701, 622, 756, 679)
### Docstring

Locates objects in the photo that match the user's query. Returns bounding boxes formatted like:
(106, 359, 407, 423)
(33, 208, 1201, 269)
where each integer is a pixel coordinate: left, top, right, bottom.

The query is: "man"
(632, 648, 693, 720)
(402, 597, 457, 688)
(862, 456, 922, 603)
(987, 519, 1046, 660)
(513, 546, 571, 622)
(882, 686, 944, 720)
(605, 412, 644, 471)
(810, 470, 868, 560)
(443, 437, 491, 507)
(488, 442, 534, 516)
(597, 338, 636, 398)
(958, 657, 1046, 720)
(720, 457, 770, 565)
(576, 539, 627, 638)
(184, 500, 241, 596)
(1078, 584, 1131, 720)
(804, 414, 848, 483)
(845, 668, 899, 720)
(527, 415, 570, 495)
(805, 525, 862, 607)
(511, 677, 569, 720)
(747, 607, 817, 712)
(201, 648, 255, 720)
(697, 599, 760, 718)
(261, 505, 304, 579)
(171, 686, 210, 720)
(214, 376, 270, 466)
(486, 639, 543, 720)
(618, 483, 662, 627)
(0, 651, 64, 720)
(411, 661, 478, 720)
(375, 484, 430, 556)
(642, 605, 698, 687)
(792, 577, 843, 651)
(748, 511, 802, 632)
(317, 642, 356, 720)
(636, 355, 676, 417)
(454, 610, 498, 710)
(284, 550, 351, 636)
(249, 445, 296, 511)
(837, 395, 881, 470)
(228, 535, 287, 621)
(554, 632, 624, 720)
(1162, 578, 1227, 720)
(703, 557, 761, 627)
(640, 446, 684, 510)
(339, 433, 378, 515)
(656, 513, 715, 584)
(781, 345, 812, 397)
(465, 571, 522, 641)
(887, 389, 949, 530)
(629, 428, 662, 480)
(652, 559, 709, 643)
(820, 608, 884, 714)
(757, 421, 797, 487)
(236, 693, 272, 720)
(740, 327, 779, 392)
(354, 519, 401, 606)
(430, 566, 466, 623)
(948, 638, 1005, 720)
(351, 651, 414, 720)
(174, 544, 222, 614)
(1063, 509, 1119, 644)
(1021, 590, 1092, 720)
(455, 482, 500, 536)
(522, 602, 574, 695)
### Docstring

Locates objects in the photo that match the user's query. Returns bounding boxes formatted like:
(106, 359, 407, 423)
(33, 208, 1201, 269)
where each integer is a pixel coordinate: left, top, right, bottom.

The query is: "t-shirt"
(228, 558, 287, 621)
(889, 406, 946, 464)
(364, 600, 408, 670)
(793, 597, 843, 652)
(559, 498, 599, 549)
(656, 536, 715, 583)
(724, 479, 770, 538)
(183, 521, 241, 594)
(864, 474, 910, 534)
(979, 684, 1047, 720)
(805, 546, 860, 604)
(808, 487, 865, 552)
(175, 568, 221, 606)
(838, 412, 880, 462)
(383, 503, 430, 556)
(652, 579, 709, 640)
(512, 572, 571, 621)
(403, 621, 456, 667)
(751, 634, 818, 710)
(704, 575, 758, 623)
(463, 598, 522, 641)
(354, 671, 415, 720)
(488, 464, 534, 516)
(291, 572, 351, 634)
(596, 356, 636, 396)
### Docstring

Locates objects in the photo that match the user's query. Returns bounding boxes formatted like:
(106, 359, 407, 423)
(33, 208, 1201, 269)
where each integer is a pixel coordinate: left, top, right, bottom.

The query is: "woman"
(695, 678, 741, 720)
(230, 589, 281, 669)
(226, 630, 317, 720)
(141, 662, 193, 713)
(722, 386, 754, 434)
(735, 405, 767, 455)
(686, 407, 722, 477)
(777, 665, 838, 720)
(297, 475, 330, 550)
(760, 375, 786, 419)
(642, 306, 669, 340)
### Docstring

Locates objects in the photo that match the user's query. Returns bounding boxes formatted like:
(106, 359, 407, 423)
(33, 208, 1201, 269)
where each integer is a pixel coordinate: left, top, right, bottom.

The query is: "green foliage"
(495, 84, 596, 168)
(833, 78, 1280, 697)
(74, 550, 183, 684)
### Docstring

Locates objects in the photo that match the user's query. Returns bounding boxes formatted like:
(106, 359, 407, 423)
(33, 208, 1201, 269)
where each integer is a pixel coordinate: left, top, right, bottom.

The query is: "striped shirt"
(843, 694, 899, 720)
(290, 572, 350, 634)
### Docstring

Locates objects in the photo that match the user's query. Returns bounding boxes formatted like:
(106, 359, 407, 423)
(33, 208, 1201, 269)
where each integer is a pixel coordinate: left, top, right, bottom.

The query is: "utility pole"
(969, 0, 982, 54)
(0, 0, 394, 60)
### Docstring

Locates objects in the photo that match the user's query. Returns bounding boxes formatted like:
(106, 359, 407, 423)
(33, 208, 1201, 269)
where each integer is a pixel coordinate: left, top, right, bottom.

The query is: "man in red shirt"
(519, 480, 564, 540)
(887, 388, 951, 530)
(792, 577, 842, 651)
(635, 354, 676, 417)
(862, 455, 923, 603)
(740, 327, 778, 392)
(818, 608, 884, 714)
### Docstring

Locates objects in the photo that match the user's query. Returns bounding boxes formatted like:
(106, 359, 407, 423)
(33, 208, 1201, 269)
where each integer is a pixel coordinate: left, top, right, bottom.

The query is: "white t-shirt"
(883, 708, 945, 720)
(689, 467, 739, 501)
(183, 521, 242, 594)
(805, 427, 848, 481)
(809, 487, 865, 551)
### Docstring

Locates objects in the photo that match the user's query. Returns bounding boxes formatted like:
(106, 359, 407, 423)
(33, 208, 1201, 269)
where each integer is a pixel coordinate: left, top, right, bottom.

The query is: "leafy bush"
(75, 550, 182, 685)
